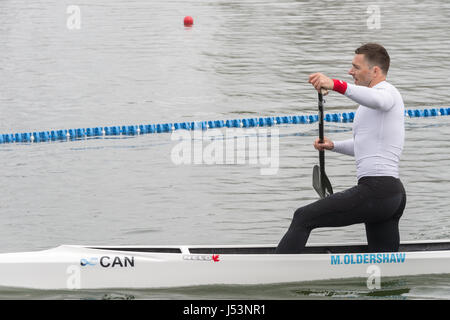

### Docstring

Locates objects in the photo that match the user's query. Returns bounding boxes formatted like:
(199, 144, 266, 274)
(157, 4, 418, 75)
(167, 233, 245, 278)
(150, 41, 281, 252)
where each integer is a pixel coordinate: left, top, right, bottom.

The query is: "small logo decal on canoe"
(80, 257, 98, 266)
(182, 254, 221, 262)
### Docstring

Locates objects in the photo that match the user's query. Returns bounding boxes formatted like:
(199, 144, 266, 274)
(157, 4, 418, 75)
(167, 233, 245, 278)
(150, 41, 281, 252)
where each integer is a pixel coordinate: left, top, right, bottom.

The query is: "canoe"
(0, 239, 449, 289)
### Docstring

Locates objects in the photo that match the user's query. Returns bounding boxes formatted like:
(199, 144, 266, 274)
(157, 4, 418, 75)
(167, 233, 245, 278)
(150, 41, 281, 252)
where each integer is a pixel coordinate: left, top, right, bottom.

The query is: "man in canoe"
(276, 43, 407, 253)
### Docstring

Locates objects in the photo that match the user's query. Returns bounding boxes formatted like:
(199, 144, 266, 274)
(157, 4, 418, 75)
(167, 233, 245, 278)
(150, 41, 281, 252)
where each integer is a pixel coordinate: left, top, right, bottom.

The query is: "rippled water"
(0, 0, 449, 299)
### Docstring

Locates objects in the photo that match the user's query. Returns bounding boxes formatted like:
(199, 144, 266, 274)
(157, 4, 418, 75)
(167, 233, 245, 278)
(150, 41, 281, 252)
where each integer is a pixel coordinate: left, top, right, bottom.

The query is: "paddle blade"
(312, 165, 333, 199)
(312, 165, 325, 198)
(322, 172, 333, 198)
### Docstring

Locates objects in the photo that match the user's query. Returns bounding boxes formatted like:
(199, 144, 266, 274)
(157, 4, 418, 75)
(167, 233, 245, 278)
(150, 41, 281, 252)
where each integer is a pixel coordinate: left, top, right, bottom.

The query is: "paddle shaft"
(318, 92, 325, 176)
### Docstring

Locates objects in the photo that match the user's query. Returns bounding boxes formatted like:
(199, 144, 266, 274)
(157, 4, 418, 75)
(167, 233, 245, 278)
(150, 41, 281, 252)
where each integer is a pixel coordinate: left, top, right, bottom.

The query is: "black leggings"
(275, 176, 406, 254)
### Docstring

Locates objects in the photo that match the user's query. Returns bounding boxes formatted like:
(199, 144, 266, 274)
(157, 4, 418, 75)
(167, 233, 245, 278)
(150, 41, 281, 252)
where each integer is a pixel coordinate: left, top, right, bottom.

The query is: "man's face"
(348, 54, 374, 86)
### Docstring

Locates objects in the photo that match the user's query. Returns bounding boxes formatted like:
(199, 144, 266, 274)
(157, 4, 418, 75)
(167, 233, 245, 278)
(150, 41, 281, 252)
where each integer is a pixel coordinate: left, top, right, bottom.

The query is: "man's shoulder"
(374, 80, 393, 88)
(375, 81, 401, 95)
(380, 80, 401, 89)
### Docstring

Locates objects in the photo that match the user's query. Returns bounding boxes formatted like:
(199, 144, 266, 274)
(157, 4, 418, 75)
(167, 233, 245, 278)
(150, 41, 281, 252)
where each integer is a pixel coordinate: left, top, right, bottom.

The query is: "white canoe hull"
(0, 240, 450, 290)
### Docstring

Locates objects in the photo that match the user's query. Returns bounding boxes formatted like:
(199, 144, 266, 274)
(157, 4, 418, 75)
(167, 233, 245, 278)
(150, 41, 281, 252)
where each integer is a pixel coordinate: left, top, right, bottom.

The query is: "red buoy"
(184, 16, 194, 26)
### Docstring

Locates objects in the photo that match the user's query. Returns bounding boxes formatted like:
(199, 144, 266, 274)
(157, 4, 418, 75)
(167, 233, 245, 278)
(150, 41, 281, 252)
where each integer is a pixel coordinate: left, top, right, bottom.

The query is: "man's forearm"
(332, 138, 355, 156)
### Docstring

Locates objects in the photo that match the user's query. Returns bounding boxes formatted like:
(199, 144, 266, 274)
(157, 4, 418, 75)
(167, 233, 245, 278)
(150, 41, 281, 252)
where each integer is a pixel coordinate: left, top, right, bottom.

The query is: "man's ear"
(372, 65, 383, 76)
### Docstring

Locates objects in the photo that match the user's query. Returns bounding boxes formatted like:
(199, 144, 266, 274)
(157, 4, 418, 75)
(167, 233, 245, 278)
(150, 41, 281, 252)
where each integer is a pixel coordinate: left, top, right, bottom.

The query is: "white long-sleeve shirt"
(332, 81, 405, 180)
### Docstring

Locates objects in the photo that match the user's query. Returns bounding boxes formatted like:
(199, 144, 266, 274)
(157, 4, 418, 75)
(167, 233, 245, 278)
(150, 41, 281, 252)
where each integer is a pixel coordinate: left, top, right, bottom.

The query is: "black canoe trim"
(190, 241, 450, 254)
(89, 241, 450, 255)
(89, 247, 182, 253)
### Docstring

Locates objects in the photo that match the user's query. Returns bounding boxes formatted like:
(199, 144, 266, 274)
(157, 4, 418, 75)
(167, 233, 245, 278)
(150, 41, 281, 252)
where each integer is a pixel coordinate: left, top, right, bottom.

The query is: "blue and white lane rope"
(1, 107, 449, 144)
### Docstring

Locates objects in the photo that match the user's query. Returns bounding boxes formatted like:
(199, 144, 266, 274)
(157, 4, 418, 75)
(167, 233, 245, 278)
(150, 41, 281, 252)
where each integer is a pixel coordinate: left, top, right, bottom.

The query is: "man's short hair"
(355, 43, 390, 75)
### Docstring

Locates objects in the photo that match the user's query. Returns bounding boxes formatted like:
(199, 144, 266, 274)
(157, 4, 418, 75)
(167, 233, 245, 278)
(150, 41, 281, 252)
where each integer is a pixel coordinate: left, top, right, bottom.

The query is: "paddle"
(312, 89, 333, 198)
